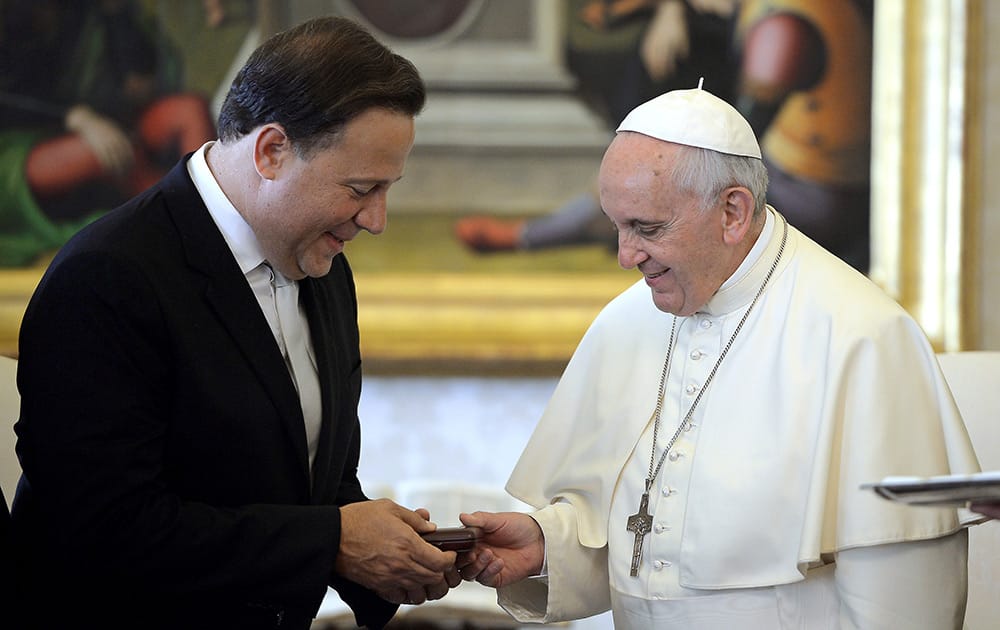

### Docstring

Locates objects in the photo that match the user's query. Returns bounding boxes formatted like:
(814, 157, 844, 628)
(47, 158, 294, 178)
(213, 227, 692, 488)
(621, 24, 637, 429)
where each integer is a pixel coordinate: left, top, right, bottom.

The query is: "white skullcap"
(616, 83, 762, 159)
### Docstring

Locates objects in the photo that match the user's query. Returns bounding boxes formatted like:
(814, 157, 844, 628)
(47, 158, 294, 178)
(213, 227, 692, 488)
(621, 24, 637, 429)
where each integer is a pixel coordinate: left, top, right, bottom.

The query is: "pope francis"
(456, 86, 982, 629)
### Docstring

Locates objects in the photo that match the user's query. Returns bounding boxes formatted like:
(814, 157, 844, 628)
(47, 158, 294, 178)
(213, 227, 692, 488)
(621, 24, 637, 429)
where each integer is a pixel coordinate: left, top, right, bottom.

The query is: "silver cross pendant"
(626, 492, 653, 576)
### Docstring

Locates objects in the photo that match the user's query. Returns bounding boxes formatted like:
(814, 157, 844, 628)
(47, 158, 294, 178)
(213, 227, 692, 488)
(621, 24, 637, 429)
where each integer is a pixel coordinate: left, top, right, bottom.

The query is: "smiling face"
(248, 107, 416, 280)
(599, 133, 744, 316)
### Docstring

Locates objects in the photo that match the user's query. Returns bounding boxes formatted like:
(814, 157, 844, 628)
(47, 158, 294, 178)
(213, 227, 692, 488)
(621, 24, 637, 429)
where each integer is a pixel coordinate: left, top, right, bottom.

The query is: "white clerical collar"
(700, 206, 781, 316)
(187, 141, 267, 275)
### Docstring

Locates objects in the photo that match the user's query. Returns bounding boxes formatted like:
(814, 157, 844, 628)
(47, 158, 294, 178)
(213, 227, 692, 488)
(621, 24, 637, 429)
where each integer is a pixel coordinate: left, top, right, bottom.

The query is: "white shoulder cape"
(506, 212, 981, 589)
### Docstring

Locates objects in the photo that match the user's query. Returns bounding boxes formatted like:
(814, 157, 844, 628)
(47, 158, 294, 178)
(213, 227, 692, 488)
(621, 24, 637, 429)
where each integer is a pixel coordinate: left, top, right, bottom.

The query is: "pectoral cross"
(626, 491, 653, 576)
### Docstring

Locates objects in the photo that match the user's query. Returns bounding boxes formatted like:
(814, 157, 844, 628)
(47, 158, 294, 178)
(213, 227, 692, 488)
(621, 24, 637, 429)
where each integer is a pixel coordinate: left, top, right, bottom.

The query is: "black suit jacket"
(0, 487, 11, 624)
(11, 159, 396, 629)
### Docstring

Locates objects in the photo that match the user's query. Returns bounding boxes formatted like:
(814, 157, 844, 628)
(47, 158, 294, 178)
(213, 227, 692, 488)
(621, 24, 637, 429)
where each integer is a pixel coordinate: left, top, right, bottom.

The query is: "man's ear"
(720, 186, 755, 246)
(252, 124, 291, 180)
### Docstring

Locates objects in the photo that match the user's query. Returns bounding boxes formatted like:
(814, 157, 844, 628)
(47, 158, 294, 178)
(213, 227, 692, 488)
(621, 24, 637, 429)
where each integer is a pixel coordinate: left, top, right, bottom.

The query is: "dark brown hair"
(217, 16, 425, 157)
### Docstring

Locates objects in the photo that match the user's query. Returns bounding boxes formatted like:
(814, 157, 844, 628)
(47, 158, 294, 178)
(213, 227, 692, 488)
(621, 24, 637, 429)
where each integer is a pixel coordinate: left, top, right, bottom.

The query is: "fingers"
(337, 499, 459, 593)
(423, 578, 450, 602)
(444, 565, 462, 589)
(412, 543, 458, 574)
(408, 569, 461, 604)
(458, 548, 505, 587)
(381, 575, 456, 606)
(459, 510, 490, 530)
(340, 500, 515, 601)
(396, 503, 437, 535)
(377, 588, 407, 605)
(405, 588, 428, 606)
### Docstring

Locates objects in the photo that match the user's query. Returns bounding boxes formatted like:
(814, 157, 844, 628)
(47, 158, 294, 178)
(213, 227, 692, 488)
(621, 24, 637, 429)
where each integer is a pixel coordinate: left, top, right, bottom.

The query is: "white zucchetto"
(616, 84, 762, 159)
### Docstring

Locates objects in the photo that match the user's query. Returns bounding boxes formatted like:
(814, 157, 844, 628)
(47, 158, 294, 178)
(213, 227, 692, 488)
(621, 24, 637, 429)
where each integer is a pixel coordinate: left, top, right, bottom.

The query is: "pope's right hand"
(336, 498, 458, 603)
(455, 510, 545, 588)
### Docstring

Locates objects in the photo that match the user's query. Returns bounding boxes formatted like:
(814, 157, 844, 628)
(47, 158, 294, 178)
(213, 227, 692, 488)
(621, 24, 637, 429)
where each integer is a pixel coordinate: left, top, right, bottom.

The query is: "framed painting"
(0, 0, 261, 355)
(0, 0, 983, 372)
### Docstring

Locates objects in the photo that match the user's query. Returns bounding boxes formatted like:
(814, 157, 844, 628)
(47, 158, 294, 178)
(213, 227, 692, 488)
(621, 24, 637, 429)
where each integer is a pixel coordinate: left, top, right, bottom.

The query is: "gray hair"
(670, 145, 769, 219)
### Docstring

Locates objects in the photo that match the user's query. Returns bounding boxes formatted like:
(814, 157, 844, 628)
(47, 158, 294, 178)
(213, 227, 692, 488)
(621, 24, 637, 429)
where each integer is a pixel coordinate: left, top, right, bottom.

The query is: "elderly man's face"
(599, 134, 734, 316)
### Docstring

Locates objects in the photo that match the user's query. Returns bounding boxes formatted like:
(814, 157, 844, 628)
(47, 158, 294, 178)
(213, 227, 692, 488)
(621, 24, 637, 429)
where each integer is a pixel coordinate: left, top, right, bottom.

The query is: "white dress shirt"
(186, 142, 322, 470)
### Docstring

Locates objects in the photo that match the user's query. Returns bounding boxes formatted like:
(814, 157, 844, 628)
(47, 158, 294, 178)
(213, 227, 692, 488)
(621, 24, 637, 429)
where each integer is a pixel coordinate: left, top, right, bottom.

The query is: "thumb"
(459, 511, 488, 529)
(398, 506, 436, 534)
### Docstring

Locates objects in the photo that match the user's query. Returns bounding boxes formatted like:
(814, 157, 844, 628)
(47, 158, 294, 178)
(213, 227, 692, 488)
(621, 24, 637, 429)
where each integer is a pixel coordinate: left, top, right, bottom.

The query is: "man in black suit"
(11, 16, 458, 629)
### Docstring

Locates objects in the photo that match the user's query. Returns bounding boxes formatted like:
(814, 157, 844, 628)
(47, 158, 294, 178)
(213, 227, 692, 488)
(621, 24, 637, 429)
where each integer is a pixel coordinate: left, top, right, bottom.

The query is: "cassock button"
(654, 523, 669, 534)
(700, 319, 712, 329)
(662, 486, 675, 497)
(668, 451, 684, 462)
(653, 560, 664, 570)
(685, 383, 698, 395)
(690, 349, 703, 360)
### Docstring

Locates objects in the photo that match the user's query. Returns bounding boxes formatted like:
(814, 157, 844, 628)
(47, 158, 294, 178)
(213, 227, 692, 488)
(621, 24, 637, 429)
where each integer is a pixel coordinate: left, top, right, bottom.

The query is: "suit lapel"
(160, 160, 312, 488)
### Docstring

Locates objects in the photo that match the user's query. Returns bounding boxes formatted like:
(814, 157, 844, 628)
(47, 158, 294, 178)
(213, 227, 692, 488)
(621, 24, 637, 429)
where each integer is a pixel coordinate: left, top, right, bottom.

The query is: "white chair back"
(936, 351, 1000, 630)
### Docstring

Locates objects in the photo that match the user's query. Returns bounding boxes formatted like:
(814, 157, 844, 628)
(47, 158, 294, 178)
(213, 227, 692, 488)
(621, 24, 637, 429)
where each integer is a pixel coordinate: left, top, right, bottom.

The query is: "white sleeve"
(498, 502, 611, 623)
(834, 530, 968, 630)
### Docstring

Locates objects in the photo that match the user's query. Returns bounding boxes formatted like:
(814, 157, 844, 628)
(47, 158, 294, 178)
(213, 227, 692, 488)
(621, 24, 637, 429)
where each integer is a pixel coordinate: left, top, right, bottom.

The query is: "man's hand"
(336, 499, 460, 604)
(455, 511, 545, 588)
(971, 502, 1000, 520)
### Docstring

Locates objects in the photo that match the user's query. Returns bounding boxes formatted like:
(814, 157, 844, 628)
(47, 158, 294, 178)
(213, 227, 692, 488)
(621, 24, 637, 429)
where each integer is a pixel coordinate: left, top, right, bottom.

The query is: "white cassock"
(498, 208, 982, 629)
